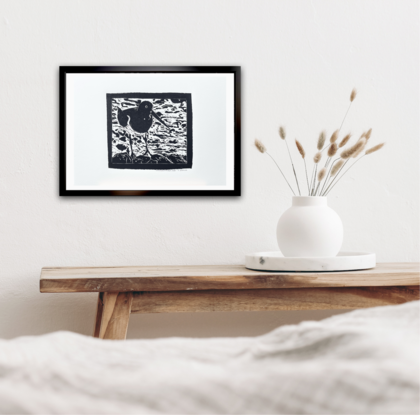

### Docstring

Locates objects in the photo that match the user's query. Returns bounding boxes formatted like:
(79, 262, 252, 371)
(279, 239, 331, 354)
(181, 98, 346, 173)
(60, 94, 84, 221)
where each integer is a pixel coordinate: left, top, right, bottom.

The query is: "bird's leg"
(128, 131, 135, 163)
(132, 134, 142, 159)
(123, 127, 134, 163)
(143, 132, 152, 157)
(139, 133, 147, 156)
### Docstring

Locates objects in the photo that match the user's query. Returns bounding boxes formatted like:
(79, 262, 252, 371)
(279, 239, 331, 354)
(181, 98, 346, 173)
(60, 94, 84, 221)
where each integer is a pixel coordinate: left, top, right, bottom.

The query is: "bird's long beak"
(152, 111, 170, 129)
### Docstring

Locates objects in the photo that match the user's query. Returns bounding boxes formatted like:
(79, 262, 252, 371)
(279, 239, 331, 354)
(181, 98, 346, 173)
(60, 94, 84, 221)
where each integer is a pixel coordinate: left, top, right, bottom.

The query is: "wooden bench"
(40, 263, 420, 340)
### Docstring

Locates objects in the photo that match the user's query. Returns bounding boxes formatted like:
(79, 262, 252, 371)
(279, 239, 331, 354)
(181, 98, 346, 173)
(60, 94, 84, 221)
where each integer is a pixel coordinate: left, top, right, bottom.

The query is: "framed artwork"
(59, 66, 241, 196)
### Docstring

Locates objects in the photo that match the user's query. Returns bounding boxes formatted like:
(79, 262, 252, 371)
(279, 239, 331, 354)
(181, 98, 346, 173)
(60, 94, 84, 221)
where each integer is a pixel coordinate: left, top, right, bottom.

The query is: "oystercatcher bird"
(117, 100, 171, 158)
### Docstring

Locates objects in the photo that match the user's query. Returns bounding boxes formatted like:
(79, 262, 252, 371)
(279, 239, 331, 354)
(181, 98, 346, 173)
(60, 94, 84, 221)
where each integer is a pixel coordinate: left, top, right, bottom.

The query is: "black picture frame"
(59, 66, 241, 196)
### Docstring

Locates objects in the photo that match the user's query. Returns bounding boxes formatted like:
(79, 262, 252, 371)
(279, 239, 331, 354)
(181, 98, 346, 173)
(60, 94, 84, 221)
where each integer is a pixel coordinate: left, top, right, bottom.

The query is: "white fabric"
(0, 301, 419, 414)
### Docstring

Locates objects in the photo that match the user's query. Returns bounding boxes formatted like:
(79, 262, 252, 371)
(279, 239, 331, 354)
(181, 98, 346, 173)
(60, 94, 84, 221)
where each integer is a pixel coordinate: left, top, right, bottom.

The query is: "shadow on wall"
(0, 288, 349, 339)
(0, 288, 350, 339)
(127, 309, 351, 339)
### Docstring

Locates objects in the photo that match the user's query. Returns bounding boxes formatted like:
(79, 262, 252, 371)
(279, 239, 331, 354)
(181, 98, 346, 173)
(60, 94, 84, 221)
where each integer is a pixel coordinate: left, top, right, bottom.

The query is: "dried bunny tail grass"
(279, 126, 286, 140)
(254, 139, 266, 153)
(339, 133, 351, 148)
(365, 142, 385, 155)
(254, 139, 296, 196)
(350, 88, 357, 102)
(313, 151, 322, 163)
(295, 139, 305, 158)
(340, 138, 366, 159)
(352, 139, 367, 158)
(295, 140, 310, 192)
(317, 131, 326, 150)
(317, 167, 327, 182)
(330, 130, 339, 143)
(325, 141, 384, 197)
(365, 128, 372, 140)
(281, 129, 301, 195)
(331, 159, 345, 176)
(328, 143, 338, 157)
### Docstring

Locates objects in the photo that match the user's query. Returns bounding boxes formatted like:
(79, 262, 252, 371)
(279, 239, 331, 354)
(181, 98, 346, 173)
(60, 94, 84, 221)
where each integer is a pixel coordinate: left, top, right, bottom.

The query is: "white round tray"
(245, 251, 376, 272)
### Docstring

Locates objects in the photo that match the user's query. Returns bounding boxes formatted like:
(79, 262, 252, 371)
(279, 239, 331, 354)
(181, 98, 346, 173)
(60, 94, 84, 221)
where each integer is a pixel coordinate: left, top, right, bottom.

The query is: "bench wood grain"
(39, 263, 420, 341)
(40, 263, 419, 293)
(131, 286, 419, 313)
(94, 292, 133, 340)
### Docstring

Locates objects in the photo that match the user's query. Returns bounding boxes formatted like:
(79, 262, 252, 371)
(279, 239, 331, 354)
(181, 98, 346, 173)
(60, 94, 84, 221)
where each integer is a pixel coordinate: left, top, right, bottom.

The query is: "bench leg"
(93, 292, 133, 340)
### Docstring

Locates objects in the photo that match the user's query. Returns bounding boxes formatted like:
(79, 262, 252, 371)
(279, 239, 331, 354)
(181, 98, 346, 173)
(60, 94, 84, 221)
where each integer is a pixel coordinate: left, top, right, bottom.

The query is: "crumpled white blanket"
(0, 301, 418, 415)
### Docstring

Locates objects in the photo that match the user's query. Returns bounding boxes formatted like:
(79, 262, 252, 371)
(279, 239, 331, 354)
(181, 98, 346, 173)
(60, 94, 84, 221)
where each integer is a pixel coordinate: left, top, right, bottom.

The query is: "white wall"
(0, 0, 418, 339)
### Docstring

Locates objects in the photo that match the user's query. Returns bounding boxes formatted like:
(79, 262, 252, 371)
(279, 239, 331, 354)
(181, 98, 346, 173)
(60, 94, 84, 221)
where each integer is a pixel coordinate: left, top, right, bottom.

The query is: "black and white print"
(107, 93, 192, 169)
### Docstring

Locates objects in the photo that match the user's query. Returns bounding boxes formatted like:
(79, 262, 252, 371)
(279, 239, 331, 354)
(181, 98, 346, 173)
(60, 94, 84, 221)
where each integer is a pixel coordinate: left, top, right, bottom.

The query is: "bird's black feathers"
(117, 101, 167, 134)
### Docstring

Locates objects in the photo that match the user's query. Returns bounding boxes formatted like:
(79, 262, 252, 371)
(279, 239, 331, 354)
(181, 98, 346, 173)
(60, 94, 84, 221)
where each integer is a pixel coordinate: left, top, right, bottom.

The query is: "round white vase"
(276, 196, 343, 258)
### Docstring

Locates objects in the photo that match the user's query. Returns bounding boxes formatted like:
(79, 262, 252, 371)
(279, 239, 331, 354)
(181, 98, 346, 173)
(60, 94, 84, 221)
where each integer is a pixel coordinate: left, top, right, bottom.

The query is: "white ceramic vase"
(276, 196, 343, 258)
